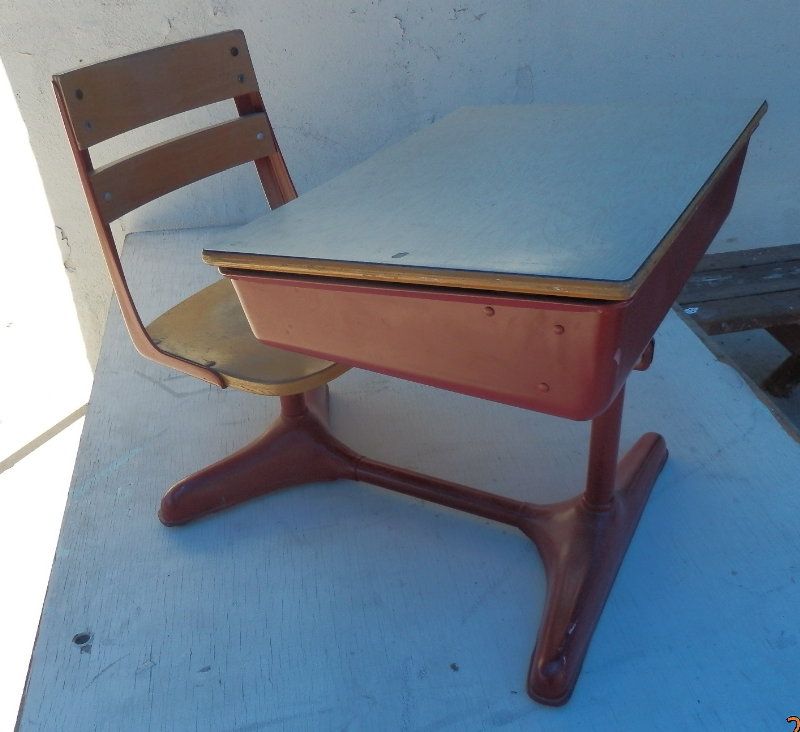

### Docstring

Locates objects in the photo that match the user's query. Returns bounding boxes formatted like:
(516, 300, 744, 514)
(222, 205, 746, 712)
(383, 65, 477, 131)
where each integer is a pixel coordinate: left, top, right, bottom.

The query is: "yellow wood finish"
(53, 30, 258, 149)
(91, 114, 276, 222)
(147, 279, 348, 396)
(207, 102, 767, 302)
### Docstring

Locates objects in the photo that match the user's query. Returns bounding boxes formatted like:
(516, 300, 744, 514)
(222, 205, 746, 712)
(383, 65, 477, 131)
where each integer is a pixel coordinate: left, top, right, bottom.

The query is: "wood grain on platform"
(678, 243, 800, 397)
(18, 228, 800, 730)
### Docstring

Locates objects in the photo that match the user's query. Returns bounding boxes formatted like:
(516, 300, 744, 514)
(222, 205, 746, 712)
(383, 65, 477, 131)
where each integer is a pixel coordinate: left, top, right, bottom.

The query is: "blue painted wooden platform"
(18, 228, 800, 730)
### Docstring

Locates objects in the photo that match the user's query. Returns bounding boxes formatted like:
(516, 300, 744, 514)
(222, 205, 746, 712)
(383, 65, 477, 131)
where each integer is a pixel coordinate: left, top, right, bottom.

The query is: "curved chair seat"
(147, 279, 349, 396)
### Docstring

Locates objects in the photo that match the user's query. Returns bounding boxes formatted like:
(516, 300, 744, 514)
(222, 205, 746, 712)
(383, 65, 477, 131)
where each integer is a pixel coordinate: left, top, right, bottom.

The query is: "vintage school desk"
(197, 101, 767, 704)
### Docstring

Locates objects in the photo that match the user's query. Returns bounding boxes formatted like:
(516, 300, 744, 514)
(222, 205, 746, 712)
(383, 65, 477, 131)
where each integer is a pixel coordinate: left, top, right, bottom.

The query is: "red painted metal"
(231, 276, 622, 419)
(223, 145, 748, 421)
(159, 387, 354, 525)
(160, 382, 666, 705)
(522, 428, 667, 704)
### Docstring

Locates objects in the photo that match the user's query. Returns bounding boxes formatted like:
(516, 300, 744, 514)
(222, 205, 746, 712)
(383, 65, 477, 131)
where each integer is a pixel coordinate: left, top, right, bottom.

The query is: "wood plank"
(678, 290, 800, 334)
(17, 226, 800, 729)
(53, 30, 258, 148)
(767, 323, 800, 353)
(90, 115, 276, 222)
(204, 100, 765, 299)
(673, 308, 800, 439)
(693, 242, 800, 273)
(763, 354, 800, 397)
(679, 259, 800, 303)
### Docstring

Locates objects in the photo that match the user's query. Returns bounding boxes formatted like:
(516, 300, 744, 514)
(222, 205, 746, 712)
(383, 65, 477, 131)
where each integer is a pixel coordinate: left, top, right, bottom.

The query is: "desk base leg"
(355, 390, 666, 705)
(521, 430, 667, 705)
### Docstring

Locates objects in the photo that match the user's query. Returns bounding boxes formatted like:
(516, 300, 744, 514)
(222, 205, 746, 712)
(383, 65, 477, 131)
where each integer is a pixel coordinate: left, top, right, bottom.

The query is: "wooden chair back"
(53, 30, 296, 386)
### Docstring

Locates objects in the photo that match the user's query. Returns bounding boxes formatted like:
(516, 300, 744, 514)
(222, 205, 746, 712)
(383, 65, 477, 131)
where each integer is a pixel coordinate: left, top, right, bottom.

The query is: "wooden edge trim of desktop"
(204, 101, 767, 301)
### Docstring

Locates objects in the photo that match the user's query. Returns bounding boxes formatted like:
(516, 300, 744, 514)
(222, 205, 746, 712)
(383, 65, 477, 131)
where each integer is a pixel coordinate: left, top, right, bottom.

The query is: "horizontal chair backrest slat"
(90, 114, 277, 222)
(53, 30, 257, 149)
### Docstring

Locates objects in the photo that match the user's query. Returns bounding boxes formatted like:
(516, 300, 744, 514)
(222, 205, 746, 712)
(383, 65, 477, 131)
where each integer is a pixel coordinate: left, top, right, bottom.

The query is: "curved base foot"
(521, 432, 668, 705)
(159, 387, 356, 526)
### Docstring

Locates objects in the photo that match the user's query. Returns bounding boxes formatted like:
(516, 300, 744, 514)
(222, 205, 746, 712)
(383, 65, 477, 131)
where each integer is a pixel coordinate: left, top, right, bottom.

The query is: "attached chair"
(53, 30, 350, 525)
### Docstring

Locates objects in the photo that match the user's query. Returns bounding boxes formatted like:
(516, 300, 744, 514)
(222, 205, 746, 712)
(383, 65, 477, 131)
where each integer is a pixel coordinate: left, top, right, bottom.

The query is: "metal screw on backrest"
(237, 73, 245, 83)
(75, 89, 84, 100)
(230, 47, 239, 57)
(256, 132, 265, 141)
(103, 192, 112, 202)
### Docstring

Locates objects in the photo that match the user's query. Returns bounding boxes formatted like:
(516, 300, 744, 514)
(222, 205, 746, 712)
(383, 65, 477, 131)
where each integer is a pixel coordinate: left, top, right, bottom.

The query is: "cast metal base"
(159, 384, 666, 705)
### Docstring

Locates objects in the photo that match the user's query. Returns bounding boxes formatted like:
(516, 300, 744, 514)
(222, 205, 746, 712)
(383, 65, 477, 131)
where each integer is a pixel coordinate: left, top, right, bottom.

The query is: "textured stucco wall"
(1, 2, 799, 365)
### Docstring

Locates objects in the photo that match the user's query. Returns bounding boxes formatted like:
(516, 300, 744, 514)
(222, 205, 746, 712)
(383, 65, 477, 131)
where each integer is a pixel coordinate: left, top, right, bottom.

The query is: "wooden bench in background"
(677, 243, 800, 397)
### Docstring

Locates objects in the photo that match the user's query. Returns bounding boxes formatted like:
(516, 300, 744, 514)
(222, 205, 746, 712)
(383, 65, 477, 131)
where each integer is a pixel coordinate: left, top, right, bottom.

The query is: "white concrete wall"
(1, 2, 798, 365)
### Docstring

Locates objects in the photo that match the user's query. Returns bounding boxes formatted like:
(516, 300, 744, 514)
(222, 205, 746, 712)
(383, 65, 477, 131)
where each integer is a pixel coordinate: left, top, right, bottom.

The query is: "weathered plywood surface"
(19, 228, 800, 730)
(678, 243, 800, 335)
(206, 101, 764, 291)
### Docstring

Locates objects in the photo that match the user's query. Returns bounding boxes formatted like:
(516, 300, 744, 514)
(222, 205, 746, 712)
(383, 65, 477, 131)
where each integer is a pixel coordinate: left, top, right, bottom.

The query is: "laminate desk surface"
(206, 100, 766, 299)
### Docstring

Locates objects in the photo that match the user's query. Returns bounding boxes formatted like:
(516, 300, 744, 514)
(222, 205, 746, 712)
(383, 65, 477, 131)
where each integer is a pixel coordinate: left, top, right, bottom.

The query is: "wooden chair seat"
(146, 279, 348, 395)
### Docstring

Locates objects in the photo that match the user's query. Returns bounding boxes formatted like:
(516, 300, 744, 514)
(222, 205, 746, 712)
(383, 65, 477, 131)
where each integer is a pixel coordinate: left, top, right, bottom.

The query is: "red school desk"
(197, 101, 765, 705)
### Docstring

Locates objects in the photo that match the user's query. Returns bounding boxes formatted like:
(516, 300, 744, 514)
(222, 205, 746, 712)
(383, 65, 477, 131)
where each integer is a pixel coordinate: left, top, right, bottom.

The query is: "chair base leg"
(158, 384, 667, 706)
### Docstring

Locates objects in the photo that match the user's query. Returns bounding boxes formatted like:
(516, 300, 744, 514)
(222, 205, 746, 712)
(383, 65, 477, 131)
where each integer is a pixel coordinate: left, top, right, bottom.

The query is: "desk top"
(205, 100, 765, 300)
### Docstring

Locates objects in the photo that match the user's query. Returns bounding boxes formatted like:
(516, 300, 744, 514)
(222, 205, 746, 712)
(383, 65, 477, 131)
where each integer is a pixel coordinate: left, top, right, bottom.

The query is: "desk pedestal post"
(584, 386, 624, 510)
